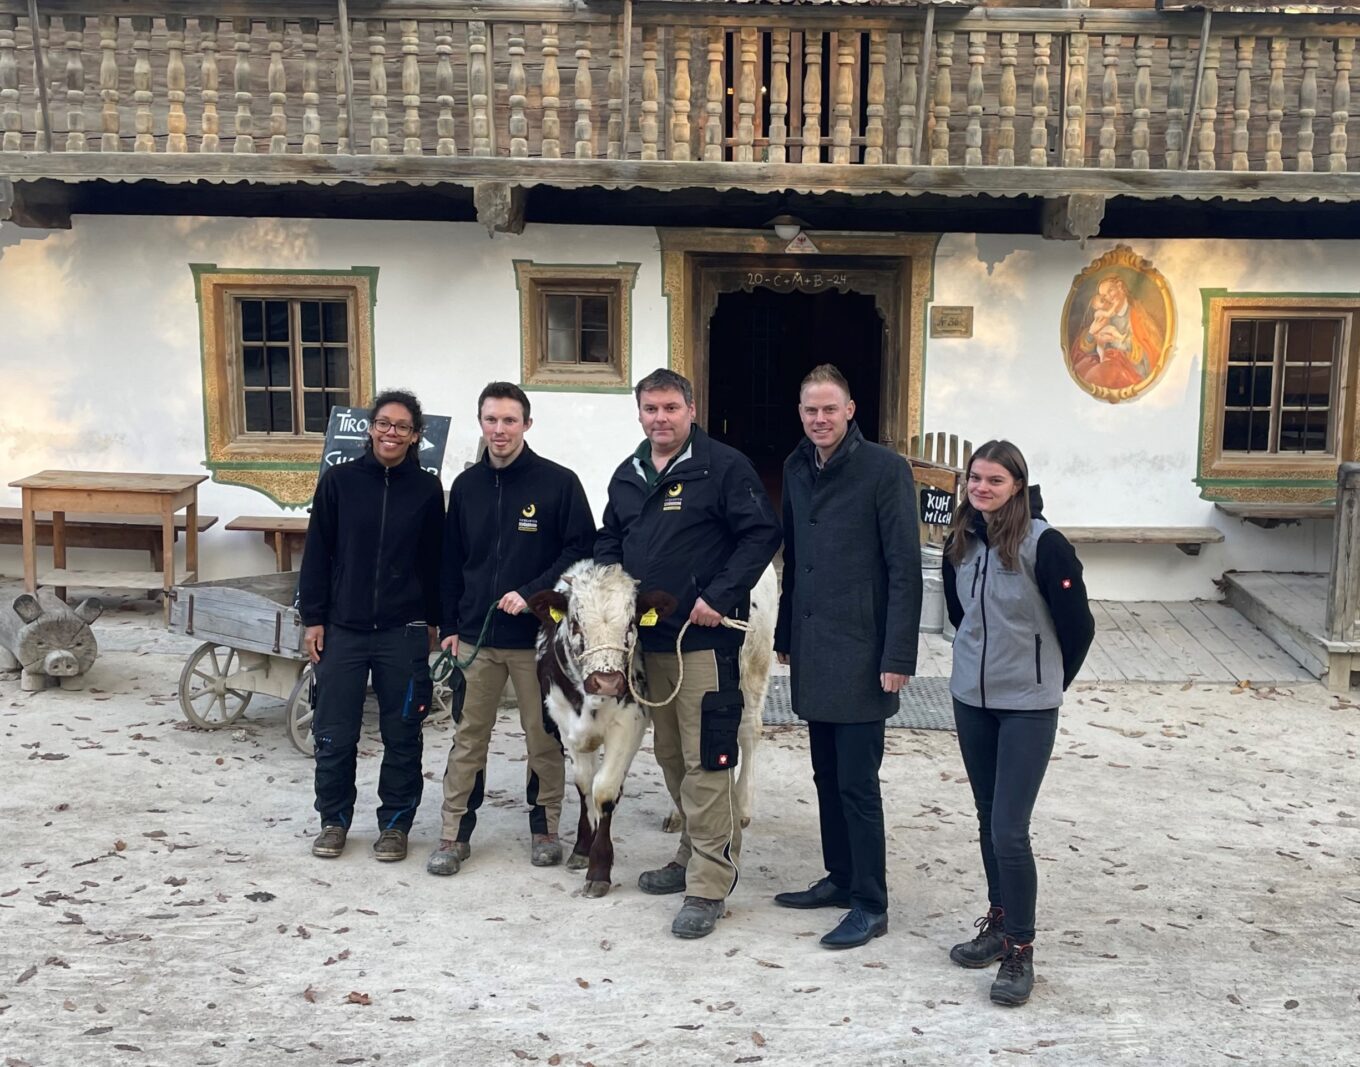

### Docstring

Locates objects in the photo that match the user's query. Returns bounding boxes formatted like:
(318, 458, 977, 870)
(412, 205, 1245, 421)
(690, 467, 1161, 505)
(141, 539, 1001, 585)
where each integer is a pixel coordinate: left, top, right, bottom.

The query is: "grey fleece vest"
(950, 519, 1064, 711)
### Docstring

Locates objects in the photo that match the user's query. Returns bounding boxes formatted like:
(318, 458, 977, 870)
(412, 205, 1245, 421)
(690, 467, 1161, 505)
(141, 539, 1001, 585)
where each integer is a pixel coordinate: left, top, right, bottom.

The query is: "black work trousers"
(807, 718, 888, 915)
(952, 698, 1059, 944)
(312, 623, 431, 833)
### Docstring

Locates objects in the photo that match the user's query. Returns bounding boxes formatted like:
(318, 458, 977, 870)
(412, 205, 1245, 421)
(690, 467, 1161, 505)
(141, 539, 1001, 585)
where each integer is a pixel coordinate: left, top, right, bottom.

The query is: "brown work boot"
(311, 824, 348, 859)
(426, 838, 471, 876)
(372, 828, 408, 862)
(531, 833, 563, 867)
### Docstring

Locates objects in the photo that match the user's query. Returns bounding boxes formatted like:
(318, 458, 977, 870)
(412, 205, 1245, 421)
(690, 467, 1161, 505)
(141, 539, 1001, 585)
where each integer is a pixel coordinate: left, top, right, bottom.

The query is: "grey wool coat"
(774, 422, 923, 723)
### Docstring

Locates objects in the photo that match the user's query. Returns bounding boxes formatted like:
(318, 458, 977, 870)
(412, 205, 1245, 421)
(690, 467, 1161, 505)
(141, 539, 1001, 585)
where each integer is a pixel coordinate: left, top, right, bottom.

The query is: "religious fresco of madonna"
(1061, 246, 1176, 404)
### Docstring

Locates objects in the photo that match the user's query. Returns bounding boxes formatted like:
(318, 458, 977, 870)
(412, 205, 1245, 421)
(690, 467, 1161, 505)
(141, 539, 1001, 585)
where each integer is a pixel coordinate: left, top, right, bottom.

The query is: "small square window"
(515, 262, 638, 391)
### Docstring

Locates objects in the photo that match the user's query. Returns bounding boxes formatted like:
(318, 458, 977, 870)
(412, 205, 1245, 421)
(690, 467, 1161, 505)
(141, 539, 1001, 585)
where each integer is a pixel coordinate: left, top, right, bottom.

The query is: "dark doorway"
(708, 287, 883, 504)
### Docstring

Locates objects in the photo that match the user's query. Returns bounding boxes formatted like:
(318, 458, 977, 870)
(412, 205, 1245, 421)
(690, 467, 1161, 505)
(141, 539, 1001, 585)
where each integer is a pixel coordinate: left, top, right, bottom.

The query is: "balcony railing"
(1, 3, 1358, 196)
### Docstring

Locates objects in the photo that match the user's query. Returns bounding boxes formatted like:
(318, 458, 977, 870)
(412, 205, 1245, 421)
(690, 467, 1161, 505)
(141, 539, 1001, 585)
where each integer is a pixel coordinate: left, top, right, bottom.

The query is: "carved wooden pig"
(0, 588, 102, 691)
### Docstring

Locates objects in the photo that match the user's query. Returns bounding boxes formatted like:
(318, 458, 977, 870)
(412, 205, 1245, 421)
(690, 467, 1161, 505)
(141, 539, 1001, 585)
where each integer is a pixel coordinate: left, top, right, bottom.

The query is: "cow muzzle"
(584, 671, 626, 698)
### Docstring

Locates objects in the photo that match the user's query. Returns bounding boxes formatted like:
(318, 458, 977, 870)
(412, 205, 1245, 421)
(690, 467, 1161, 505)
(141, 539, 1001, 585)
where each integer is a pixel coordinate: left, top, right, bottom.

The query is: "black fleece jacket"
(440, 445, 595, 649)
(299, 450, 444, 631)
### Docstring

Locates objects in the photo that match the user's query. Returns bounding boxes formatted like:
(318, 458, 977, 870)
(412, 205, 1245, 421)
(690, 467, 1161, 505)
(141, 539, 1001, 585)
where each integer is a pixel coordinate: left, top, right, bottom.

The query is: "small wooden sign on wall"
(930, 305, 974, 338)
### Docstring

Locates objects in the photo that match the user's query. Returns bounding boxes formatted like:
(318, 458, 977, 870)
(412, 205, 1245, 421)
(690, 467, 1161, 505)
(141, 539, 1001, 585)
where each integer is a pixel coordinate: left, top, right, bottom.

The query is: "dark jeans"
(952, 698, 1058, 943)
(312, 623, 431, 833)
(808, 718, 887, 915)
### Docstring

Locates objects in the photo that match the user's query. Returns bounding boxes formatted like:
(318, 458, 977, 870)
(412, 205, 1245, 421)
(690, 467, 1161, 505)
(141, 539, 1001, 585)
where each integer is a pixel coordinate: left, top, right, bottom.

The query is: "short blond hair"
(800, 363, 852, 401)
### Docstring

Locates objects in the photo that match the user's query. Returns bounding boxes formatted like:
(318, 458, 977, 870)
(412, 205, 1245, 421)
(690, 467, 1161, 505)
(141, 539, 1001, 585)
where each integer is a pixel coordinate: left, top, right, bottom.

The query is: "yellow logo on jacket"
(518, 502, 539, 533)
(663, 482, 683, 512)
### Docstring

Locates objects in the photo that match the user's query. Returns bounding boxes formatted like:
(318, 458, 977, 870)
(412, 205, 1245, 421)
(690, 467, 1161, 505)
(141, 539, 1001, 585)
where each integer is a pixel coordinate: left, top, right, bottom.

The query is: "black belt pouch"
(700, 647, 745, 772)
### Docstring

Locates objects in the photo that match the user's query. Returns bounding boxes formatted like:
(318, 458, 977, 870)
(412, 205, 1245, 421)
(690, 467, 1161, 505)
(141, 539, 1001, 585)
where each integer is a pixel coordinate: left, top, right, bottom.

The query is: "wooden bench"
(1214, 501, 1335, 530)
(0, 506, 219, 570)
(1058, 526, 1225, 557)
(226, 516, 310, 572)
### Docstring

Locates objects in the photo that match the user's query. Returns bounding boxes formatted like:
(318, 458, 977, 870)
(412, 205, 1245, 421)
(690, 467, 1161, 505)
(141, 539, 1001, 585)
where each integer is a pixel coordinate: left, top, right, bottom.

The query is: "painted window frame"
(514, 261, 639, 393)
(191, 265, 378, 506)
(1198, 290, 1360, 502)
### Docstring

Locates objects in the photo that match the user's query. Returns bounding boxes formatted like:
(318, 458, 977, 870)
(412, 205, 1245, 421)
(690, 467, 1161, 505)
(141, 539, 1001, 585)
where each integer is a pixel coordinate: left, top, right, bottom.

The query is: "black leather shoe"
(672, 896, 725, 939)
(950, 907, 1007, 968)
(990, 939, 1035, 1007)
(774, 877, 852, 910)
(819, 907, 888, 950)
(638, 861, 687, 895)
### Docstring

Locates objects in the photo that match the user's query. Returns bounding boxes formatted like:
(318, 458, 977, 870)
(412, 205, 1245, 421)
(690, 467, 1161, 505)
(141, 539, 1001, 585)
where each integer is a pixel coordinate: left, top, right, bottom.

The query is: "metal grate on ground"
(763, 676, 955, 731)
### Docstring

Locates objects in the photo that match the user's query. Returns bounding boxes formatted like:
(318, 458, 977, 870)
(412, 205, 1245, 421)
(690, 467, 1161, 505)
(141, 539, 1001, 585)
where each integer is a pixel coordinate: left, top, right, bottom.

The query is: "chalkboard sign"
(321, 406, 451, 482)
(920, 486, 955, 527)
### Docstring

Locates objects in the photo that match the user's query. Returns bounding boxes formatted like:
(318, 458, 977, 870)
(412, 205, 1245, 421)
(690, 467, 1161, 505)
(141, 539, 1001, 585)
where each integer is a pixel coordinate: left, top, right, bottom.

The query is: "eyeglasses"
(373, 418, 415, 437)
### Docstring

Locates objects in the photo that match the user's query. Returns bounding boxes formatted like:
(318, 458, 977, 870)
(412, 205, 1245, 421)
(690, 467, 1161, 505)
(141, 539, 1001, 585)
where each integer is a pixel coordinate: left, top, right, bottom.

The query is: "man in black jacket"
(773, 364, 922, 949)
(597, 368, 781, 939)
(300, 390, 445, 863)
(428, 382, 595, 877)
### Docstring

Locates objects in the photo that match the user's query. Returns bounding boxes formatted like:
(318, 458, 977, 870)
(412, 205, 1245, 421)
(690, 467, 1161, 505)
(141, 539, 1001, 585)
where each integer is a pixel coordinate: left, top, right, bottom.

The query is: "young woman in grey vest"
(942, 440, 1094, 1007)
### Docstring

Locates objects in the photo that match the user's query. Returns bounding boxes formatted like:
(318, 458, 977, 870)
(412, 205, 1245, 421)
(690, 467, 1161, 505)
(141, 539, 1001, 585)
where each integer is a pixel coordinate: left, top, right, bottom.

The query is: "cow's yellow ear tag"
(549, 607, 565, 623)
(639, 608, 659, 627)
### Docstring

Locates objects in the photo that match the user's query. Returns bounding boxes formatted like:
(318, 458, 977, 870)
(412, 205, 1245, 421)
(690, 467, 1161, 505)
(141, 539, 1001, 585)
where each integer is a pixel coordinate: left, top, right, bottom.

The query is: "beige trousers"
(439, 647, 565, 841)
(644, 649, 742, 901)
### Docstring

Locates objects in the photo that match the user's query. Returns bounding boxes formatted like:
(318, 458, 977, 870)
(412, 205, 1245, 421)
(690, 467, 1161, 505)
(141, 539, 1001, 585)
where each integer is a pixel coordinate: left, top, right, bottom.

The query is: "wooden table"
(225, 515, 310, 571)
(9, 471, 208, 620)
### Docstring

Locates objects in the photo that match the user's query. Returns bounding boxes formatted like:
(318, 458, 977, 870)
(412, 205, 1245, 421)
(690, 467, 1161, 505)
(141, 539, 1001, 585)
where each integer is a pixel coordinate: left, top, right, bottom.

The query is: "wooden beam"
(473, 180, 526, 233)
(1041, 192, 1106, 241)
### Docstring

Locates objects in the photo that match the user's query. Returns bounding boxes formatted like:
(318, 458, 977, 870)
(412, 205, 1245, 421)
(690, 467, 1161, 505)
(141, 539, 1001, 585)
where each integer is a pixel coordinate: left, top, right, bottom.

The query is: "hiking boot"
(990, 940, 1036, 1007)
(311, 824, 347, 859)
(372, 829, 408, 862)
(671, 896, 725, 939)
(773, 876, 852, 910)
(531, 833, 563, 867)
(426, 839, 471, 876)
(950, 907, 1007, 968)
(637, 861, 687, 896)
(819, 907, 888, 950)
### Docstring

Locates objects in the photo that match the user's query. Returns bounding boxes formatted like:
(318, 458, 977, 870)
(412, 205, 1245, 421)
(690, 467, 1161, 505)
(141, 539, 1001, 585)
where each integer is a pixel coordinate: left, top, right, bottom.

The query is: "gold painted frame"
(1061, 245, 1176, 405)
(513, 261, 639, 393)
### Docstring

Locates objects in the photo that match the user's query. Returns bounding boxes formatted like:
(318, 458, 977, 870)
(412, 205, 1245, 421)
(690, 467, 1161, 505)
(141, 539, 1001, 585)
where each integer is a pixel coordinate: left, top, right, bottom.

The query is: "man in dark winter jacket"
(300, 390, 445, 863)
(596, 367, 781, 940)
(773, 364, 922, 949)
(428, 382, 595, 877)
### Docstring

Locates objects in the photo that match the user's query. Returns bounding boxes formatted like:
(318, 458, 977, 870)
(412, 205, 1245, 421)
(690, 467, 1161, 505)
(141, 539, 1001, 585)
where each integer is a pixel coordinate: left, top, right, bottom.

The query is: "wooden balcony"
(2, 2, 1360, 230)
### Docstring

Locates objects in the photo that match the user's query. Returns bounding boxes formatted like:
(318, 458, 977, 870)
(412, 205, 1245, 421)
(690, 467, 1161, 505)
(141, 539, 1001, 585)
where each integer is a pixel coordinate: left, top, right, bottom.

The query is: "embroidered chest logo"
(663, 482, 684, 512)
(518, 502, 539, 533)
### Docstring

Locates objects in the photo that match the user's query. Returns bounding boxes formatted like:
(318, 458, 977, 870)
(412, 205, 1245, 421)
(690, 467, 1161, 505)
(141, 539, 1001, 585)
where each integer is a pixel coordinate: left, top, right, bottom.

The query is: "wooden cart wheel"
(286, 664, 316, 758)
(178, 642, 253, 728)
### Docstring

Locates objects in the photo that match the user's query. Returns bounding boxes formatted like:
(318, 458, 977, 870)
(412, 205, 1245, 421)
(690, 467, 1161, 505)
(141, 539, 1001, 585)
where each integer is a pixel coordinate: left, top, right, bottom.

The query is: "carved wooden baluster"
(574, 25, 594, 159)
(131, 16, 154, 152)
(1098, 34, 1119, 169)
(401, 19, 421, 155)
(639, 25, 660, 160)
(506, 23, 527, 158)
(607, 23, 624, 159)
(266, 19, 286, 154)
(0, 16, 18, 152)
(703, 26, 723, 161)
(995, 32, 1017, 167)
(831, 31, 856, 164)
(335, 19, 349, 154)
(898, 28, 921, 165)
(931, 31, 954, 166)
(1062, 32, 1087, 167)
(735, 26, 757, 162)
(197, 17, 218, 153)
(965, 32, 985, 166)
(670, 27, 692, 160)
(1331, 39, 1353, 173)
(768, 28, 789, 163)
(60, 15, 86, 152)
(232, 17, 254, 153)
(1029, 32, 1051, 166)
(540, 23, 561, 158)
(301, 20, 320, 155)
(434, 21, 455, 156)
(865, 29, 887, 165)
(31, 14, 49, 152)
(802, 29, 822, 163)
(1165, 35, 1187, 169)
(368, 21, 390, 155)
(1196, 34, 1220, 170)
(1231, 36, 1254, 172)
(1131, 34, 1152, 169)
(1298, 37, 1318, 173)
(1265, 37, 1286, 172)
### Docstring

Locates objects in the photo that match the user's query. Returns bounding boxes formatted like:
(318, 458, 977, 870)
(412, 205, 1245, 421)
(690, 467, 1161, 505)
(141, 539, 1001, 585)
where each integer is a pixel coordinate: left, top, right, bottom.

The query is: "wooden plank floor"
(918, 600, 1318, 685)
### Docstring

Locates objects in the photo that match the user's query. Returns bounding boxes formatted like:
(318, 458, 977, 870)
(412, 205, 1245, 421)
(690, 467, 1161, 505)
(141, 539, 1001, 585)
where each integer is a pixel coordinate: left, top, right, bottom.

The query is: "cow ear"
(636, 590, 678, 622)
(11, 594, 43, 623)
(527, 590, 569, 627)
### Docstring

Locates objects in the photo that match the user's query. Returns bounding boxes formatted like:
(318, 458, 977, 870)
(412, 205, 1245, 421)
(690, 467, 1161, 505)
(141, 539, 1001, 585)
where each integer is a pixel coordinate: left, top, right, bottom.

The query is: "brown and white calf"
(528, 559, 776, 898)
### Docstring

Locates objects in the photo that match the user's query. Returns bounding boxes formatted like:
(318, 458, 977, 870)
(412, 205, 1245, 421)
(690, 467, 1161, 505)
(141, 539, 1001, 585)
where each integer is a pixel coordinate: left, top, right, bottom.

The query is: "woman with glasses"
(299, 390, 445, 863)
